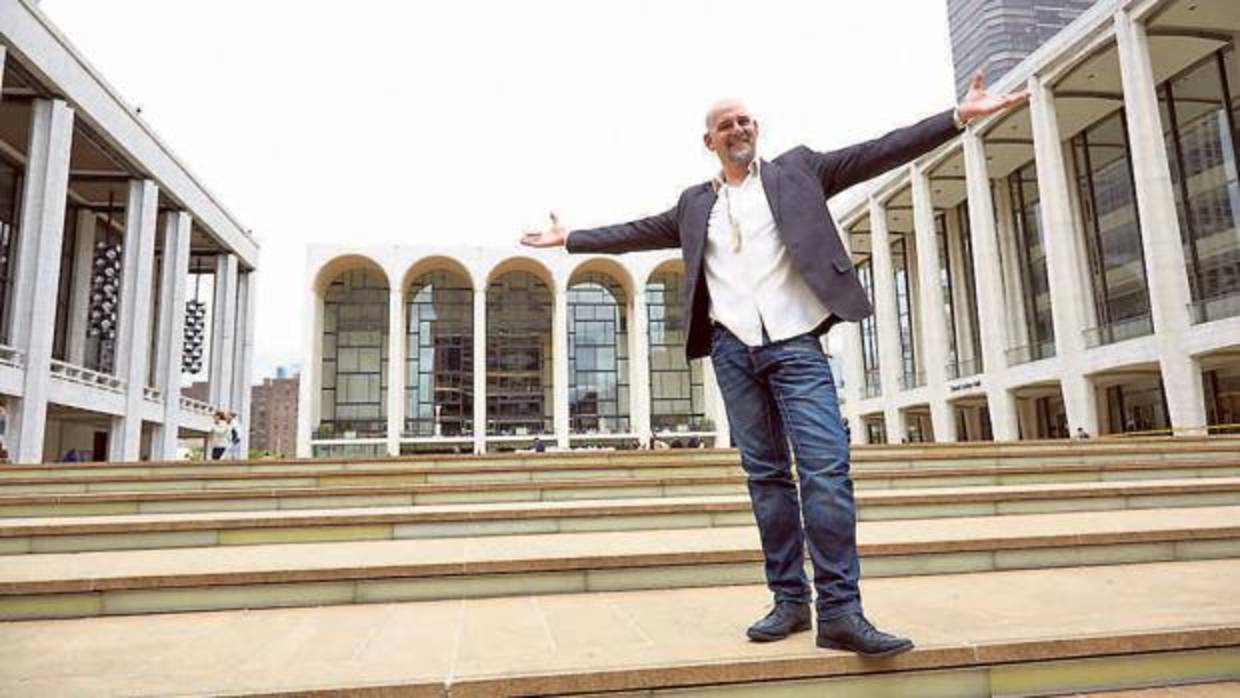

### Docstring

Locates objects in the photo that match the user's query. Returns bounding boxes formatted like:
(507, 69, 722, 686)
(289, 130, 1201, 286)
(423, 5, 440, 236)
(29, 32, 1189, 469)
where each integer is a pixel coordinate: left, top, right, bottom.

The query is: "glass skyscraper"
(947, 0, 1097, 97)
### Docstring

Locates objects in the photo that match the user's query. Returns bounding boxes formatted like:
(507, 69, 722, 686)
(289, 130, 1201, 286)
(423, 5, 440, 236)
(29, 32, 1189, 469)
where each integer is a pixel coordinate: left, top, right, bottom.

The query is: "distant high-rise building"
(250, 375, 300, 457)
(947, 0, 1096, 98)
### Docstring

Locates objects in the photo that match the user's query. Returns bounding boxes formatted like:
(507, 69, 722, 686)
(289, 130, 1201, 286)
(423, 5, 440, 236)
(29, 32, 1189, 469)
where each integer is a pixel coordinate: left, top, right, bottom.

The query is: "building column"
(209, 254, 238, 409)
(386, 287, 404, 456)
(295, 289, 323, 458)
(472, 288, 487, 455)
(1029, 74, 1099, 437)
(837, 220, 867, 444)
(151, 211, 192, 460)
(910, 164, 957, 442)
(867, 197, 905, 442)
(233, 271, 258, 457)
(9, 99, 74, 464)
(65, 210, 97, 365)
(962, 129, 1019, 440)
(553, 287, 570, 449)
(630, 290, 652, 446)
(1115, 9, 1207, 434)
(107, 179, 159, 462)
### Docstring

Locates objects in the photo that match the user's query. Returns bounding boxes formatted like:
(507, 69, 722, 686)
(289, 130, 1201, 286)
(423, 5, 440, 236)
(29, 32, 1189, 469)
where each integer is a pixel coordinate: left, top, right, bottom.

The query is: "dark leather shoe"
(816, 613, 914, 657)
(747, 601, 812, 642)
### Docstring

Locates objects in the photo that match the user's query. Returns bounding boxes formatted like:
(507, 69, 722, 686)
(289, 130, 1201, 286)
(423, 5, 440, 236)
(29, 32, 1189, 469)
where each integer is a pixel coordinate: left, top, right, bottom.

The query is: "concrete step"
(3, 454, 1239, 495)
(3, 478, 1239, 554)
(2, 459, 1238, 518)
(1, 560, 1236, 696)
(4, 438, 1236, 481)
(2, 506, 1237, 620)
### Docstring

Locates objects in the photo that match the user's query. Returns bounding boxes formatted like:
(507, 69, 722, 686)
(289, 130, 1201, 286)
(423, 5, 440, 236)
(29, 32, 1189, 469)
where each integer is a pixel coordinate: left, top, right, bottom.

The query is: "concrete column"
(386, 287, 404, 456)
(910, 164, 957, 442)
(295, 290, 323, 457)
(473, 288, 487, 455)
(867, 198, 905, 441)
(552, 288, 570, 449)
(9, 99, 73, 464)
(151, 211, 191, 460)
(630, 290, 652, 445)
(962, 129, 1019, 440)
(1029, 75, 1099, 436)
(66, 210, 97, 365)
(233, 271, 258, 457)
(107, 179, 159, 462)
(209, 254, 238, 409)
(1115, 9, 1207, 434)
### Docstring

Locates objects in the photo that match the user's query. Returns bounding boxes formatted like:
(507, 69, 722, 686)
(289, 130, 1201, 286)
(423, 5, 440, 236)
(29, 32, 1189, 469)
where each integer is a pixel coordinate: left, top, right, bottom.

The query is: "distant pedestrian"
(226, 410, 243, 459)
(1075, 427, 1090, 440)
(532, 436, 546, 453)
(209, 411, 230, 460)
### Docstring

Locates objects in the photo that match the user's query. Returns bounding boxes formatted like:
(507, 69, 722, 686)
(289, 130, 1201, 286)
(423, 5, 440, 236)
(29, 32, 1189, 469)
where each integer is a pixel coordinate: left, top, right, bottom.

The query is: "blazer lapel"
(682, 184, 716, 273)
(758, 158, 783, 228)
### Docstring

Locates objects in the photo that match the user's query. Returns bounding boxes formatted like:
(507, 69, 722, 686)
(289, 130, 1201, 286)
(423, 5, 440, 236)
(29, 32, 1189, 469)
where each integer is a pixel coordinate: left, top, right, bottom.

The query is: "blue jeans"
(709, 324, 862, 621)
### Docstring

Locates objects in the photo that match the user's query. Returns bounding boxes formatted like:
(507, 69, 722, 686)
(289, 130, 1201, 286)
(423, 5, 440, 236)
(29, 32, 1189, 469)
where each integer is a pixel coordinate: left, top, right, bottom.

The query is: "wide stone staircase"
(1, 438, 1238, 696)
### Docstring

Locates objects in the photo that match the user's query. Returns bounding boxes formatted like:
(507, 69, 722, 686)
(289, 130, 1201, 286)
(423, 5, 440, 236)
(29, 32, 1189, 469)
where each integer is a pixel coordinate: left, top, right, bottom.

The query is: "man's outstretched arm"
(521, 208, 680, 254)
(807, 70, 1029, 198)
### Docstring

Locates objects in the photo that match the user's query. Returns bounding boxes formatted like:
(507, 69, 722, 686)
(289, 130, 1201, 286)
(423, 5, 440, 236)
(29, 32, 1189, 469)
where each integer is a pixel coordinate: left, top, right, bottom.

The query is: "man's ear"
(702, 132, 713, 151)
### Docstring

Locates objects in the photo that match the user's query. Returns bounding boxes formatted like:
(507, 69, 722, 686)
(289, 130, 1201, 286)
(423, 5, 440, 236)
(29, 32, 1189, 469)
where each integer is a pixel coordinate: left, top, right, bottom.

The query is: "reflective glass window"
(405, 269, 473, 437)
(486, 270, 553, 436)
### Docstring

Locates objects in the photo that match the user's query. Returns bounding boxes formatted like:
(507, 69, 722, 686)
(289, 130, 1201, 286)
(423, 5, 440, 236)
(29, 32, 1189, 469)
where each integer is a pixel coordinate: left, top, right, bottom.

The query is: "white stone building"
(837, 0, 1240, 443)
(298, 245, 743, 457)
(0, 1, 258, 463)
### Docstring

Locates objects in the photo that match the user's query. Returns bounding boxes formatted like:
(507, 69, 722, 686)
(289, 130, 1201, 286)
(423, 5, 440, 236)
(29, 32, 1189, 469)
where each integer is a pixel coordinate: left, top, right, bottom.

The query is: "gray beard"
(727, 145, 755, 165)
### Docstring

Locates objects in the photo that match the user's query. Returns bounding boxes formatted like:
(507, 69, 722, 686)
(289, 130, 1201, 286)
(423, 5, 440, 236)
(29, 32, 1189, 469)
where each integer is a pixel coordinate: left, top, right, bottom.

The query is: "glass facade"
(1071, 109, 1153, 346)
(646, 270, 705, 432)
(486, 270, 553, 436)
(1008, 161, 1056, 363)
(955, 202, 984, 375)
(1160, 48, 1240, 324)
(935, 212, 960, 369)
(857, 260, 881, 396)
(0, 157, 21, 346)
(892, 239, 919, 388)
(319, 268, 389, 439)
(568, 272, 630, 434)
(405, 269, 473, 437)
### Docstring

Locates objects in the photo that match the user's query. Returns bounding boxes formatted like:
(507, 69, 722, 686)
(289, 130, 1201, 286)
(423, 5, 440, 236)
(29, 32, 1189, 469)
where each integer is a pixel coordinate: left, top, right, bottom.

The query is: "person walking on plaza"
(209, 411, 231, 461)
(521, 72, 1026, 657)
(226, 410, 243, 460)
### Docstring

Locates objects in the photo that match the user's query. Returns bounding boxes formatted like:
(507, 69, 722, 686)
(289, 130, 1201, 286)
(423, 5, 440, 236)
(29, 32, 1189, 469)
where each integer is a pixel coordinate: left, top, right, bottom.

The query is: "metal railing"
(143, 386, 164, 403)
(179, 396, 216, 416)
(946, 358, 981, 380)
(1005, 341, 1056, 366)
(862, 382, 882, 399)
(1188, 290, 1240, 325)
(49, 360, 124, 393)
(899, 371, 926, 391)
(0, 344, 23, 369)
(1083, 313, 1154, 348)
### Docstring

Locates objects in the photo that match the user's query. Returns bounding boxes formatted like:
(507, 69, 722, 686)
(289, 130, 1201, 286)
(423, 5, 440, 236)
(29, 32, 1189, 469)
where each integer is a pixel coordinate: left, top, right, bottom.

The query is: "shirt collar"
(711, 158, 761, 193)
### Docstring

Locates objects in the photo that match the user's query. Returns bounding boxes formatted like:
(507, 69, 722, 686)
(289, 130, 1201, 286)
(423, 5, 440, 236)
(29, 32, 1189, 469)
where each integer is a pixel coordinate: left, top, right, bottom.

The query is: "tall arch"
(315, 258, 390, 440)
(404, 263, 474, 438)
(567, 265, 632, 434)
(644, 260, 706, 433)
(485, 258, 555, 437)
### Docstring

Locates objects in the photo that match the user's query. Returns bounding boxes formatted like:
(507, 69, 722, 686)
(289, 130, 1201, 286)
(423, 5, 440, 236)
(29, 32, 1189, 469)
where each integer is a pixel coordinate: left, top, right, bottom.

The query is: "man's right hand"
(520, 212, 569, 248)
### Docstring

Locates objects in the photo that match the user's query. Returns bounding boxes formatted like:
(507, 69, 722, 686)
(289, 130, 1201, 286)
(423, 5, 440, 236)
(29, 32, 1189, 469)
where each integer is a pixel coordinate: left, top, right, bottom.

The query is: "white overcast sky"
(40, 0, 958, 380)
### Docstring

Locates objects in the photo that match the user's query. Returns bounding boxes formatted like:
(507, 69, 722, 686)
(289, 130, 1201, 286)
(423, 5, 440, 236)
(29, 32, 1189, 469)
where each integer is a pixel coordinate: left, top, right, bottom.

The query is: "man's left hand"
(957, 69, 1029, 125)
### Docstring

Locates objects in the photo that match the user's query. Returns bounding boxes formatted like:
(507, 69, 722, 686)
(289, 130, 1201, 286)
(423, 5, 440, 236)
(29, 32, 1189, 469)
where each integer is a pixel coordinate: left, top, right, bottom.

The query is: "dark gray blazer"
(566, 109, 962, 360)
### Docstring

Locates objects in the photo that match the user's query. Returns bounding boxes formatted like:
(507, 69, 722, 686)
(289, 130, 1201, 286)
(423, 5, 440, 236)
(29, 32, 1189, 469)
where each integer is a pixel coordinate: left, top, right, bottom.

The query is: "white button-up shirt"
(704, 159, 831, 347)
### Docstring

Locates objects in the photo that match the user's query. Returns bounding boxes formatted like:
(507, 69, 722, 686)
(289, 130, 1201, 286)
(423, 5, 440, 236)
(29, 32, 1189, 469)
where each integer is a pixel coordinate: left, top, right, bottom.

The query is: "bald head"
(705, 99, 749, 130)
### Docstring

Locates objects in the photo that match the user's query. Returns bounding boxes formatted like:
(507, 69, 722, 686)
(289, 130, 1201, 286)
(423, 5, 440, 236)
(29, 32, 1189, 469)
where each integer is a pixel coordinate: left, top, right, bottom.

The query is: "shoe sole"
(747, 620, 812, 643)
(816, 638, 915, 657)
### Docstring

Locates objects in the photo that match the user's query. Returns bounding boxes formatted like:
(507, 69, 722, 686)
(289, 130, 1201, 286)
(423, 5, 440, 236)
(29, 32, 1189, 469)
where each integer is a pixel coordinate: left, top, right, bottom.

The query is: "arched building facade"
(299, 245, 725, 456)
